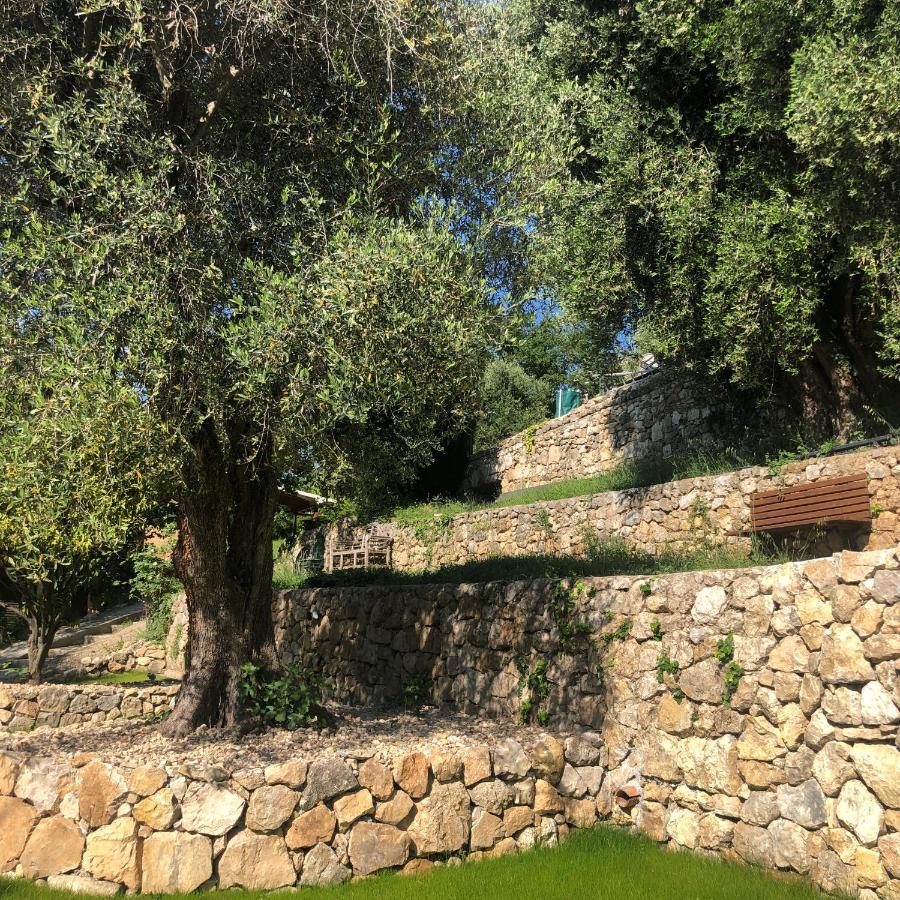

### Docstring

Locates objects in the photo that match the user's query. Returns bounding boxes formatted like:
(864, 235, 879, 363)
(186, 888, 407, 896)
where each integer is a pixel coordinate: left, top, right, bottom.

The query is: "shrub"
(239, 662, 323, 730)
(130, 545, 180, 643)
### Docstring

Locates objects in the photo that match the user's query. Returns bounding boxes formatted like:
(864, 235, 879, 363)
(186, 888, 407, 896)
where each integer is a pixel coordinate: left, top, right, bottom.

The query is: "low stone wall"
(462, 370, 725, 496)
(276, 548, 900, 896)
(326, 446, 899, 572)
(0, 683, 178, 731)
(0, 734, 606, 892)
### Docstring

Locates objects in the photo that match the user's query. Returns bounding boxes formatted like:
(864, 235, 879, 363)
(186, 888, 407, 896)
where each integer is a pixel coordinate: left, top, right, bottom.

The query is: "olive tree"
(1, 2, 497, 731)
(0, 346, 165, 681)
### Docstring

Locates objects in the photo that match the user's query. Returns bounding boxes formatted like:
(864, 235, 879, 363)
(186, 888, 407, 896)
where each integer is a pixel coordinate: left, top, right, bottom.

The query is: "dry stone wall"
(329, 446, 899, 571)
(275, 547, 900, 897)
(0, 733, 608, 892)
(462, 370, 726, 496)
(0, 684, 177, 731)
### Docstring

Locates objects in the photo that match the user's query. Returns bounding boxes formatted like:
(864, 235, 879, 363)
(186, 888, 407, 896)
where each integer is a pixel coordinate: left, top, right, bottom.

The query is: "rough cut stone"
(812, 742, 855, 796)
(83, 817, 141, 891)
(19, 815, 83, 878)
(691, 586, 727, 625)
(657, 693, 693, 734)
(470, 808, 504, 850)
(129, 766, 167, 797)
(78, 761, 129, 828)
(0, 754, 19, 796)
(492, 739, 530, 778)
(850, 744, 900, 809)
(666, 807, 700, 849)
(741, 791, 779, 827)
(286, 804, 336, 849)
(429, 751, 463, 783)
(836, 780, 883, 846)
(393, 752, 430, 799)
(528, 735, 565, 784)
(462, 746, 492, 785)
(376, 790, 414, 826)
(246, 784, 298, 832)
(504, 805, 535, 835)
(132, 787, 178, 830)
(732, 822, 773, 867)
(334, 788, 374, 828)
(0, 796, 38, 872)
(349, 822, 411, 875)
(776, 779, 827, 829)
(408, 780, 470, 854)
(769, 636, 810, 673)
(218, 831, 296, 890)
(768, 818, 810, 873)
(46, 875, 121, 896)
(358, 758, 394, 800)
(180, 781, 245, 836)
(141, 832, 212, 894)
(534, 779, 564, 815)
(861, 681, 900, 724)
(263, 759, 307, 789)
(300, 842, 351, 887)
(819, 624, 876, 684)
(564, 734, 603, 767)
(678, 658, 723, 703)
(299, 758, 357, 810)
(14, 757, 70, 813)
(470, 779, 514, 815)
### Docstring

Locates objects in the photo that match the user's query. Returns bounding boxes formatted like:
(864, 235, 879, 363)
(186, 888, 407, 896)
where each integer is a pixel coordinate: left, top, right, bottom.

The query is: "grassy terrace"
(283, 536, 791, 590)
(0, 827, 833, 900)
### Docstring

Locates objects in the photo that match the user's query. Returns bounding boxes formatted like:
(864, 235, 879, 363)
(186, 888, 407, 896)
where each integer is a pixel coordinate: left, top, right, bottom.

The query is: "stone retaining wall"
(275, 547, 900, 897)
(462, 370, 725, 496)
(326, 446, 899, 572)
(0, 734, 607, 892)
(0, 684, 177, 731)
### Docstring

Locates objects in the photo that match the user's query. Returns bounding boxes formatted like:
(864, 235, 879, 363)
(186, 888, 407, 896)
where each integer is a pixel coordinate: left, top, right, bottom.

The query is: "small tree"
(0, 363, 164, 682)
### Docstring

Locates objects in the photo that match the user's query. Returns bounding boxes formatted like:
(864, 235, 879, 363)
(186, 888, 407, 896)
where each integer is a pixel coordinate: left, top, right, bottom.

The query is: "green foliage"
(656, 652, 680, 684)
(239, 662, 323, 730)
(715, 632, 736, 667)
(722, 662, 745, 708)
(640, 582, 652, 598)
(518, 657, 551, 724)
(403, 677, 430, 712)
(503, 0, 900, 434)
(131, 546, 180, 643)
(550, 579, 592, 651)
(474, 360, 552, 453)
(649, 619, 662, 641)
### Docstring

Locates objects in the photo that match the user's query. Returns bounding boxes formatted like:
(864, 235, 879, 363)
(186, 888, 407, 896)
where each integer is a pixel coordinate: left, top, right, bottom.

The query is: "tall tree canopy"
(508, 0, 900, 435)
(1, 1, 500, 732)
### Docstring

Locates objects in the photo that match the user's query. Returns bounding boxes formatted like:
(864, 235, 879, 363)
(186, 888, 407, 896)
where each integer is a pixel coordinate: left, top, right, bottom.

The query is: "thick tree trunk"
(161, 420, 277, 738)
(26, 608, 58, 684)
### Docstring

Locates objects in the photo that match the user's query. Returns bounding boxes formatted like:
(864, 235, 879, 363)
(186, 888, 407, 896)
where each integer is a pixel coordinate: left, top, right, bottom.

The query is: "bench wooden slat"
(753, 492, 868, 519)
(750, 475, 871, 533)
(752, 474, 866, 503)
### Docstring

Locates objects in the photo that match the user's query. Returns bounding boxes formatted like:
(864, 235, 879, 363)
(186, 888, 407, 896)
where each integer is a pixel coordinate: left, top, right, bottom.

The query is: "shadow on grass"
(0, 825, 834, 900)
(298, 537, 794, 589)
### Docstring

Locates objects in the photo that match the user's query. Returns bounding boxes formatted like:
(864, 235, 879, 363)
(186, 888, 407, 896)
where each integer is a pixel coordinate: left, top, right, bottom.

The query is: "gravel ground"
(0, 703, 549, 769)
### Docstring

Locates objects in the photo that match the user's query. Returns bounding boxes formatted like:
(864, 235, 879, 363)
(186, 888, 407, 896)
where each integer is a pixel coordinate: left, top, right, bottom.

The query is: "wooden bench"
(329, 533, 393, 571)
(750, 474, 871, 533)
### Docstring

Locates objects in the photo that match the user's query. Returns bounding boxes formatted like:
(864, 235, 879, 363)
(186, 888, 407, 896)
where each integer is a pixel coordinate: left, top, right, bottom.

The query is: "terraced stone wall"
(326, 446, 899, 572)
(461, 370, 725, 497)
(276, 548, 900, 896)
(0, 684, 177, 732)
(0, 734, 608, 892)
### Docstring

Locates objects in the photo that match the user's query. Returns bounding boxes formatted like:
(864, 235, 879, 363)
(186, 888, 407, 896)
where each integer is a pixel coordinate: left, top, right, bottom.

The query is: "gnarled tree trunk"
(26, 607, 59, 685)
(161, 420, 277, 738)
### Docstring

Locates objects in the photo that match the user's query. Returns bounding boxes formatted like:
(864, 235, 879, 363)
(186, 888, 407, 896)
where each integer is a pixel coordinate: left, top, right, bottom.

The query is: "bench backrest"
(750, 474, 871, 532)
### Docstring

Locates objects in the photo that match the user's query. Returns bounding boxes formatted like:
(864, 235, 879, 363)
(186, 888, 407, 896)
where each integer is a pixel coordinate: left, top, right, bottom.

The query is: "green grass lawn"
(68, 670, 155, 685)
(0, 826, 833, 900)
